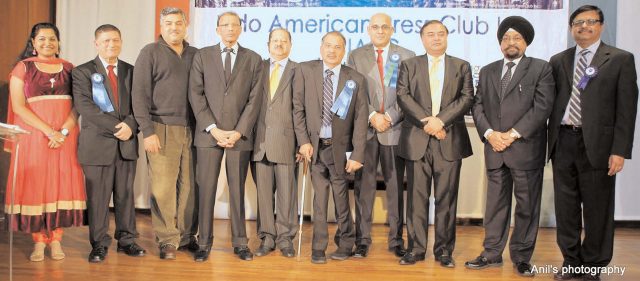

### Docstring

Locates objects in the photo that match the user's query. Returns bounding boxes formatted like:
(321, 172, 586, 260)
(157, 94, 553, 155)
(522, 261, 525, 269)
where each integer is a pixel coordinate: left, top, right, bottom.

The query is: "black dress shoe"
(399, 252, 426, 265)
(554, 271, 582, 280)
(280, 247, 295, 258)
(311, 250, 326, 264)
(389, 245, 407, 258)
(330, 247, 352, 260)
(233, 246, 253, 261)
(194, 248, 210, 262)
(439, 255, 455, 268)
(514, 262, 535, 277)
(582, 274, 600, 281)
(254, 245, 274, 257)
(117, 243, 146, 257)
(159, 244, 177, 260)
(353, 245, 368, 258)
(464, 255, 503, 269)
(178, 238, 199, 253)
(88, 246, 108, 263)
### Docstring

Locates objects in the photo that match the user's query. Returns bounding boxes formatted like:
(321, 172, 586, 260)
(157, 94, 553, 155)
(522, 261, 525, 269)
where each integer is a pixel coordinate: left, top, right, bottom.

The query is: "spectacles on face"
(571, 19, 601, 27)
(219, 23, 241, 29)
(502, 35, 524, 43)
(370, 25, 391, 31)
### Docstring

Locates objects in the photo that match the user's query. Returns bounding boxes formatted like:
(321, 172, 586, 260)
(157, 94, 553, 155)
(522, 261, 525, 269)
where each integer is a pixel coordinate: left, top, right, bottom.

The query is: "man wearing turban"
(466, 16, 555, 277)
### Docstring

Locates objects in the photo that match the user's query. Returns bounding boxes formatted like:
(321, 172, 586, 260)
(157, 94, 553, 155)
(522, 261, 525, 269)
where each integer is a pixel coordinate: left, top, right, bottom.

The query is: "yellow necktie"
(429, 57, 441, 116)
(269, 62, 281, 99)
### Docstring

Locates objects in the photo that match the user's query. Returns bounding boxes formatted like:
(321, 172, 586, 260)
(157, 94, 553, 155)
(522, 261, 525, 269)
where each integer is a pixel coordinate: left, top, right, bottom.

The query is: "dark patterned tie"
(500, 61, 515, 99)
(568, 49, 590, 126)
(224, 47, 233, 83)
(322, 69, 334, 128)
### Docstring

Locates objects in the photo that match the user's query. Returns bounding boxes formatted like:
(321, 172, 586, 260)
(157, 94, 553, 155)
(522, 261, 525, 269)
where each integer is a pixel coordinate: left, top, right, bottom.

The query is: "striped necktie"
(322, 69, 334, 128)
(568, 49, 590, 126)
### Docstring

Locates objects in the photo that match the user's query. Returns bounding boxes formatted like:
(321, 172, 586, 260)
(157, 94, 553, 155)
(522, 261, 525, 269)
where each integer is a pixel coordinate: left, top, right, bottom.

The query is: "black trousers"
(405, 137, 461, 257)
(351, 137, 405, 248)
(311, 143, 355, 251)
(83, 154, 137, 248)
(552, 127, 615, 267)
(196, 147, 251, 248)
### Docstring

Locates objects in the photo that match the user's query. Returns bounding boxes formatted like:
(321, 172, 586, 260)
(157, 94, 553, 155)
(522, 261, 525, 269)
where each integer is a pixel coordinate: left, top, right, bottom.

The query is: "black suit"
(72, 57, 139, 248)
(396, 54, 474, 257)
(292, 61, 369, 251)
(189, 43, 263, 249)
(472, 56, 555, 263)
(549, 42, 638, 268)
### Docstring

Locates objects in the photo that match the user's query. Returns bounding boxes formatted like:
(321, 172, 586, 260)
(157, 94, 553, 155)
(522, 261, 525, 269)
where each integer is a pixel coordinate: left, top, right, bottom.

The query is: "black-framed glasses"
(571, 19, 601, 27)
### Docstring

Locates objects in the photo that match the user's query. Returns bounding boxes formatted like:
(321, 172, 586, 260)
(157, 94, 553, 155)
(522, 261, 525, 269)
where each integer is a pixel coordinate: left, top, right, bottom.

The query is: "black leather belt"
(320, 138, 332, 146)
(560, 124, 582, 132)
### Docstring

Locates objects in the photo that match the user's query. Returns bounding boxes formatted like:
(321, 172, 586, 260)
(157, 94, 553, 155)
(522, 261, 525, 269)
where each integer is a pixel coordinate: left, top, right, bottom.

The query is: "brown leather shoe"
(159, 244, 177, 260)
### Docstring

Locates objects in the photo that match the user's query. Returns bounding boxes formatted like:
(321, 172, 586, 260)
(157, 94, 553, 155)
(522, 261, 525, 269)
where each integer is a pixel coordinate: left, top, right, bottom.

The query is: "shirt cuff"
(483, 129, 494, 139)
(511, 128, 522, 138)
(368, 111, 376, 123)
(205, 123, 217, 132)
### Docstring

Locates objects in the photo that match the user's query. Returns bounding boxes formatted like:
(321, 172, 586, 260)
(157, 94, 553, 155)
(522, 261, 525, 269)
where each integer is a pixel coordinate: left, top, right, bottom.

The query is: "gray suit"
(345, 43, 415, 248)
(252, 58, 299, 250)
(397, 54, 474, 258)
(189, 43, 263, 249)
(293, 60, 368, 251)
(472, 56, 555, 263)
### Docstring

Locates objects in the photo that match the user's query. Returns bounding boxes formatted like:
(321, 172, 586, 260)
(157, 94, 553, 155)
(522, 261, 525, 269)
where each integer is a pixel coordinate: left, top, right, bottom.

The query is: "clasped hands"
(421, 116, 446, 140)
(370, 112, 392, 133)
(210, 128, 242, 148)
(487, 130, 517, 152)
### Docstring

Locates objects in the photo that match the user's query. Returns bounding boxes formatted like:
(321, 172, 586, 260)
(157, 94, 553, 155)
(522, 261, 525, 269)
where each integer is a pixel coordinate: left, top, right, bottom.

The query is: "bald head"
(367, 13, 394, 48)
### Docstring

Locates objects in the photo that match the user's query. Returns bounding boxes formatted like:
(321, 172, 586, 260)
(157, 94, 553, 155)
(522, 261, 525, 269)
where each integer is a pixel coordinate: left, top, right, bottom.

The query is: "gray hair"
(159, 7, 187, 23)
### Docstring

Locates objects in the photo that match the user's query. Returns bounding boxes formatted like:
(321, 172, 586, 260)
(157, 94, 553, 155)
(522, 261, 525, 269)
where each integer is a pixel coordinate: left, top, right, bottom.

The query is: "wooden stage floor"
(1, 213, 638, 281)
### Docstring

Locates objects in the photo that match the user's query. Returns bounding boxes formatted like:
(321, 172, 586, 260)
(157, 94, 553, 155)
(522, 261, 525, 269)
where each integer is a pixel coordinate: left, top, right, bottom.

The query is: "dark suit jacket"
(347, 43, 416, 145)
(189, 44, 263, 151)
(548, 42, 638, 168)
(292, 60, 368, 175)
(73, 56, 139, 165)
(252, 59, 299, 164)
(396, 54, 474, 161)
(472, 56, 555, 170)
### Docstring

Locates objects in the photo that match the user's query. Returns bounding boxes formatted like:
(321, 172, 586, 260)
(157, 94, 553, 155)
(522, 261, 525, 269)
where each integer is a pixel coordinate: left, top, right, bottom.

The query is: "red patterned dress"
(4, 59, 86, 233)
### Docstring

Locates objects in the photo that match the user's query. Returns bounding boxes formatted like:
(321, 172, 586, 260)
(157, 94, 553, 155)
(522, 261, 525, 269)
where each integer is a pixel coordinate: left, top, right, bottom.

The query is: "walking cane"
(296, 158, 309, 261)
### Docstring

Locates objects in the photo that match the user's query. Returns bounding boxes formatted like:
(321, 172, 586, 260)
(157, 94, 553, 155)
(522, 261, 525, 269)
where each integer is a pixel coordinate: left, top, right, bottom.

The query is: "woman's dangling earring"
(32, 49, 37, 56)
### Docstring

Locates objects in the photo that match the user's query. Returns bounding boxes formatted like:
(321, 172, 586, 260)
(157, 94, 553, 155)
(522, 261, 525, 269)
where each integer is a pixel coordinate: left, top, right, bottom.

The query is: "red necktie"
(107, 65, 119, 109)
(376, 49, 385, 113)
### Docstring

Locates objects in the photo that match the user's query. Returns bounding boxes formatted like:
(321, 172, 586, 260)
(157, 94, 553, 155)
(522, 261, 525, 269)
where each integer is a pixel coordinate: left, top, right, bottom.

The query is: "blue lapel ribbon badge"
(383, 53, 401, 88)
(577, 66, 598, 90)
(91, 73, 115, 112)
(331, 80, 356, 120)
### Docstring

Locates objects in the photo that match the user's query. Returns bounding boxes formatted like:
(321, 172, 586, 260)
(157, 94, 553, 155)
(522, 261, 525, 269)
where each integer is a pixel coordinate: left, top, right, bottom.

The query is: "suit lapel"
(313, 61, 324, 114)
(589, 43, 611, 74)
(502, 56, 531, 100)
(228, 45, 247, 90)
(335, 66, 348, 103)
(212, 44, 226, 88)
(440, 55, 457, 108)
(93, 56, 118, 113)
(417, 55, 432, 114)
(116, 60, 129, 115)
(561, 47, 576, 88)
(270, 59, 294, 104)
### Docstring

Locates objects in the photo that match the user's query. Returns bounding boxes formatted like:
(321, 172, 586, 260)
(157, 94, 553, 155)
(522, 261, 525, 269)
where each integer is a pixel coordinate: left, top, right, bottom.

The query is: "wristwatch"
(60, 128, 69, 137)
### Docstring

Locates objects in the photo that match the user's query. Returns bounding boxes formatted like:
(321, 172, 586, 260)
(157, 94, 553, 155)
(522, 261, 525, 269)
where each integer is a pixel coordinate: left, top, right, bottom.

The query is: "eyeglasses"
(502, 35, 524, 42)
(370, 25, 391, 31)
(219, 23, 241, 29)
(571, 19, 601, 27)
